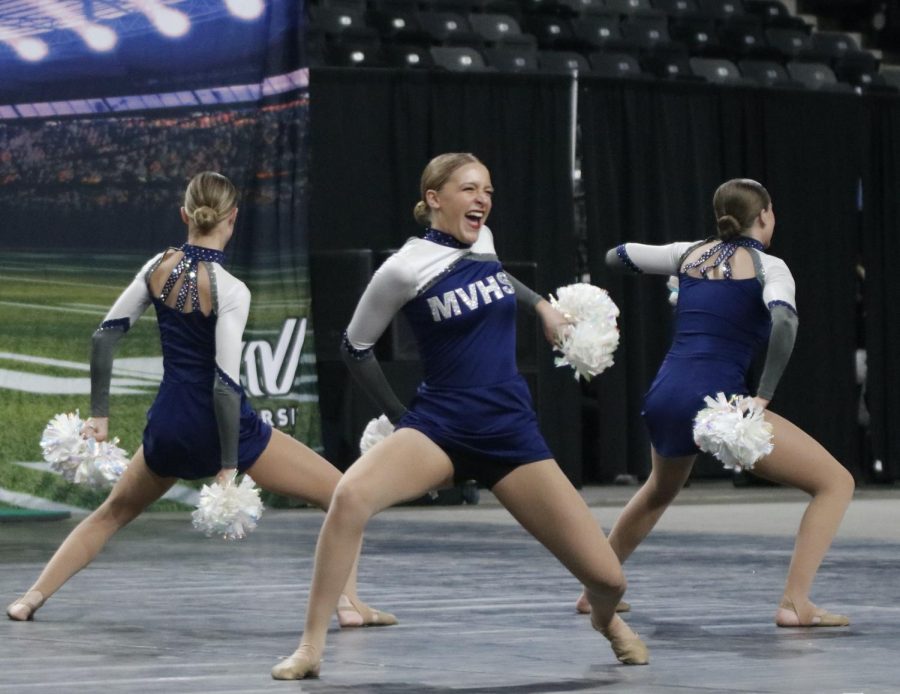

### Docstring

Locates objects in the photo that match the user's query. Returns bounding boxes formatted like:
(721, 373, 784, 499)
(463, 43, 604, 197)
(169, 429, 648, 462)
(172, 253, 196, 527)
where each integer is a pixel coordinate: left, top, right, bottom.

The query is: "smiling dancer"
(271, 153, 648, 680)
(7, 172, 395, 629)
(575, 178, 854, 627)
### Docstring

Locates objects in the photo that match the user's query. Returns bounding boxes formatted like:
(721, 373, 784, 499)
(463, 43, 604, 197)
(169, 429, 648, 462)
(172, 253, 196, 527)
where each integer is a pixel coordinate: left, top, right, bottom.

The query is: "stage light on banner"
(79, 23, 117, 51)
(130, 0, 191, 38)
(0, 22, 48, 61)
(12, 36, 48, 61)
(224, 0, 265, 21)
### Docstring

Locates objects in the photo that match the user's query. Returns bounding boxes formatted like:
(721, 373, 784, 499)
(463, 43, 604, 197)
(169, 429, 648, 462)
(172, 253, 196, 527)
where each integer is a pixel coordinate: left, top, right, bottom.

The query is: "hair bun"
(413, 200, 430, 225)
(192, 205, 219, 230)
(716, 214, 742, 240)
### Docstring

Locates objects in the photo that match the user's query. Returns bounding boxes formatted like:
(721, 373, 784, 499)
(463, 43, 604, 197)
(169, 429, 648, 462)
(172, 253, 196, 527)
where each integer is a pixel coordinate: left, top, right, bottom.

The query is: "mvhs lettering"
(427, 271, 515, 322)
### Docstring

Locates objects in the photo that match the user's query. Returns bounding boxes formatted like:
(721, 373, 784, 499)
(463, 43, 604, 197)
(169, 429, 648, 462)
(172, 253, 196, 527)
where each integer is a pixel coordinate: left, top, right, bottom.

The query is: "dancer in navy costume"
(7, 172, 395, 628)
(271, 153, 648, 680)
(574, 179, 854, 627)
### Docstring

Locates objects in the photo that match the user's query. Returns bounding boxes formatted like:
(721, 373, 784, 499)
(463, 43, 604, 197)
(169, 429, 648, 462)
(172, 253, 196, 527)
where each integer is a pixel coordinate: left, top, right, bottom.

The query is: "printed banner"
(0, 1, 314, 510)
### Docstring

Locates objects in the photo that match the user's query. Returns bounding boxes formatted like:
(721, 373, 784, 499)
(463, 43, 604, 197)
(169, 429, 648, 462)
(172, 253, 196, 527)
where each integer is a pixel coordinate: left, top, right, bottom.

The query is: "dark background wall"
(309, 68, 900, 485)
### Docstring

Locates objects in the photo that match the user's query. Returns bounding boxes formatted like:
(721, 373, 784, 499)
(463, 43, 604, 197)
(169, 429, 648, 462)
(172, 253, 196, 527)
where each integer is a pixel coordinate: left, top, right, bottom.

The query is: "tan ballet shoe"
(7, 590, 45, 621)
(775, 598, 849, 628)
(576, 592, 631, 614)
(592, 613, 650, 666)
(336, 594, 398, 628)
(271, 644, 320, 680)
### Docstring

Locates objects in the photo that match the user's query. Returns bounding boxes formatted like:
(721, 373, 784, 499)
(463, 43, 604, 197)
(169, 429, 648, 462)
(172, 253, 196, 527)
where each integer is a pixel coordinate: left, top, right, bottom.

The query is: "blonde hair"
(712, 178, 771, 241)
(413, 153, 483, 225)
(184, 171, 238, 233)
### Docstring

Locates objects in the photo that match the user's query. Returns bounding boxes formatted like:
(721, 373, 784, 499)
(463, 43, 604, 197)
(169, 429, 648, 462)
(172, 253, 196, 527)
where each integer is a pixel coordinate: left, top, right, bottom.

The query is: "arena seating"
(304, 0, 899, 92)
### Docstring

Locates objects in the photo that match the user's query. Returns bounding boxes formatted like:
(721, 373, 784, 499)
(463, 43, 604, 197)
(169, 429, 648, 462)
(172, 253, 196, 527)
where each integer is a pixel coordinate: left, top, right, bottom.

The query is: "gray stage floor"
(2, 482, 899, 694)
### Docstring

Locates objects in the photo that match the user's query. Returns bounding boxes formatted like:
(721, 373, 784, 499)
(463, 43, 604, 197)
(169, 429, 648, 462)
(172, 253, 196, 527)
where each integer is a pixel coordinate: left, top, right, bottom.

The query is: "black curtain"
(580, 78, 862, 482)
(309, 68, 583, 481)
(862, 96, 900, 481)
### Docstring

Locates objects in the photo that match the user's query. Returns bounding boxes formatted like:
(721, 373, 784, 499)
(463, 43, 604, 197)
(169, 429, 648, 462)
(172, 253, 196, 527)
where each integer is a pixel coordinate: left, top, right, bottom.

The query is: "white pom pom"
(550, 283, 620, 381)
(192, 472, 264, 541)
(41, 411, 129, 488)
(40, 411, 88, 470)
(78, 438, 131, 490)
(360, 414, 395, 454)
(693, 393, 774, 471)
(666, 275, 679, 306)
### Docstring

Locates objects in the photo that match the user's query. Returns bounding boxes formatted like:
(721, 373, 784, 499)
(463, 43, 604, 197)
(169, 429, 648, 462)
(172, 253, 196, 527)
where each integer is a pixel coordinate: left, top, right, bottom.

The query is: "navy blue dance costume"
(609, 238, 798, 458)
(90, 243, 271, 479)
(342, 226, 552, 488)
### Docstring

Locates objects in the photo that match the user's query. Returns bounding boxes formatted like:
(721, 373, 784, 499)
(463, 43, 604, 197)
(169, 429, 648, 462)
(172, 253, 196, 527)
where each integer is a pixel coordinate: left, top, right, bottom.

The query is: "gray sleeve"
(340, 335, 408, 424)
(90, 325, 127, 417)
(504, 271, 542, 309)
(756, 304, 799, 401)
(213, 376, 241, 469)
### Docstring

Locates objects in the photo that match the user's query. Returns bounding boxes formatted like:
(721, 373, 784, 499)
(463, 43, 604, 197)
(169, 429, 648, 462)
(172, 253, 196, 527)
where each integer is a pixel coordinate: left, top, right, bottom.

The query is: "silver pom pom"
(693, 393, 774, 471)
(360, 414, 394, 454)
(550, 283, 620, 381)
(192, 472, 264, 541)
(40, 411, 129, 488)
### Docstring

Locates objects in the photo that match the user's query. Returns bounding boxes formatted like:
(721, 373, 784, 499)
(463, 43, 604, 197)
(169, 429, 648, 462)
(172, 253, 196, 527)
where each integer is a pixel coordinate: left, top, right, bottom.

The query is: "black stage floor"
(2, 483, 898, 693)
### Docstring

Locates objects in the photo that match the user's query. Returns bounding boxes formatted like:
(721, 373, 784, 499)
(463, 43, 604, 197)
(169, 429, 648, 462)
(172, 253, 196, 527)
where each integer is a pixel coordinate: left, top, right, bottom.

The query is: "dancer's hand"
(216, 467, 237, 486)
(535, 299, 572, 347)
(752, 396, 770, 411)
(83, 417, 109, 442)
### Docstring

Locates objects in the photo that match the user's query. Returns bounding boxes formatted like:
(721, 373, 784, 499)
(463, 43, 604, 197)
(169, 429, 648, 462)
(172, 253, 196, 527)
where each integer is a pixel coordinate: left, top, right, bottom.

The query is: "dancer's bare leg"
(246, 429, 391, 627)
(751, 411, 854, 626)
(495, 460, 647, 664)
(272, 429, 454, 679)
(7, 448, 176, 620)
(576, 449, 694, 614)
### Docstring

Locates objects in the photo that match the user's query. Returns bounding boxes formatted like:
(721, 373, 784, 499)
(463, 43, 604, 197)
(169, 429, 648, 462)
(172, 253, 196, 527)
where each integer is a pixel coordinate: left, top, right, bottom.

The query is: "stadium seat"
(765, 27, 812, 60)
(670, 16, 723, 55)
(641, 54, 704, 79)
(384, 43, 436, 67)
(695, 0, 746, 21)
(620, 14, 681, 54)
(469, 13, 537, 47)
(485, 45, 540, 70)
(881, 67, 900, 91)
(557, 0, 609, 16)
(523, 15, 577, 49)
(308, 6, 378, 42)
(785, 60, 853, 91)
(420, 11, 483, 45)
(366, 8, 431, 43)
(571, 15, 631, 51)
(605, 0, 656, 15)
(430, 45, 488, 69)
(538, 49, 591, 72)
(719, 22, 779, 59)
(743, 0, 809, 30)
(689, 56, 746, 82)
(589, 51, 644, 77)
(738, 58, 801, 86)
(651, 0, 700, 17)
(324, 42, 387, 67)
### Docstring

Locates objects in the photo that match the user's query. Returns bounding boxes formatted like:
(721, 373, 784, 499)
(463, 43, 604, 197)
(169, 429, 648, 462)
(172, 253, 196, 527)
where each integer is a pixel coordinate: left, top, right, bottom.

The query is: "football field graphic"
(0, 251, 320, 512)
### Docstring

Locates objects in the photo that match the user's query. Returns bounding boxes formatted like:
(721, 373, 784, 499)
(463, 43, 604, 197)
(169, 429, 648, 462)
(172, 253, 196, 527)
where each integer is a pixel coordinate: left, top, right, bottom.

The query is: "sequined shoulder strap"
(681, 237, 765, 280)
(157, 244, 226, 313)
